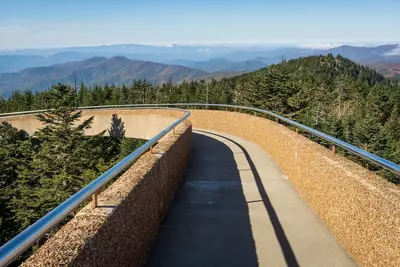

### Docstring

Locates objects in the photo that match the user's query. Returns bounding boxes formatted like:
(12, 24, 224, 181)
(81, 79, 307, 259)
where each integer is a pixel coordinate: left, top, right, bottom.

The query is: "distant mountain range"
(328, 44, 399, 61)
(1, 43, 400, 97)
(0, 52, 93, 73)
(0, 57, 217, 97)
(1, 43, 400, 74)
(167, 58, 267, 73)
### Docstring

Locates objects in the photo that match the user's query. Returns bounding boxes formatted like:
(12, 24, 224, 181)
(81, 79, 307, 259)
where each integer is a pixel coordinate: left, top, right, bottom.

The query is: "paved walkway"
(146, 130, 355, 267)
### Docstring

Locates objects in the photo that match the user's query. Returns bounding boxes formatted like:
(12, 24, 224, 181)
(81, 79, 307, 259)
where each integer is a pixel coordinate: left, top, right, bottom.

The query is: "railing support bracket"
(92, 191, 99, 209)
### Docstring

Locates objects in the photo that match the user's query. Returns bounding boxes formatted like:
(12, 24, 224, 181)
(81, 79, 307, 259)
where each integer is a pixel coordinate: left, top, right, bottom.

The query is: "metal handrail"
(163, 103, 400, 175)
(100, 103, 399, 176)
(1, 103, 399, 266)
(0, 106, 190, 267)
(1, 103, 399, 175)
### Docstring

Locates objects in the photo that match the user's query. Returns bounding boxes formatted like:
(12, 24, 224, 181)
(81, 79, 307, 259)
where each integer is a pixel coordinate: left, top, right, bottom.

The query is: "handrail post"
(332, 144, 336, 154)
(92, 191, 99, 209)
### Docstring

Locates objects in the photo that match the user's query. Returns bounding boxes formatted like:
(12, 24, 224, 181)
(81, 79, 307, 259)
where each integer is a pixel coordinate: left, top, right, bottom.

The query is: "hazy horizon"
(1, 41, 399, 53)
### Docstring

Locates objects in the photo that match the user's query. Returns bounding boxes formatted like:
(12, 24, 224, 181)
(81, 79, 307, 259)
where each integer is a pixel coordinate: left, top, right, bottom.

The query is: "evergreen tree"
(12, 84, 102, 228)
(0, 122, 29, 244)
(104, 114, 126, 162)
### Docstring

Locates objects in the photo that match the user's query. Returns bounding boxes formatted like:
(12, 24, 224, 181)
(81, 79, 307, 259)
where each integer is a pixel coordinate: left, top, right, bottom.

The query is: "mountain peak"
(109, 55, 131, 61)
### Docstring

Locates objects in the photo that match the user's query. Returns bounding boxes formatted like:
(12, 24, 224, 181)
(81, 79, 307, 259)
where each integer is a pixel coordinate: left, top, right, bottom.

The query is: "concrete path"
(146, 130, 355, 267)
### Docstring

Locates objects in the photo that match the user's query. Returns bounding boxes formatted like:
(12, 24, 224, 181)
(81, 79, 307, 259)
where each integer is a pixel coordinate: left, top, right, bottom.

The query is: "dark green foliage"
(103, 114, 126, 162)
(1, 84, 145, 250)
(109, 114, 126, 138)
(0, 122, 29, 244)
(105, 114, 146, 160)
(120, 138, 147, 159)
(11, 84, 101, 229)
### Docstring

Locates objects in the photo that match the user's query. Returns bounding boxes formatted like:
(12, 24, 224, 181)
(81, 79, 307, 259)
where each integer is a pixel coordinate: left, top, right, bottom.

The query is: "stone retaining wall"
(0, 109, 183, 139)
(188, 110, 400, 267)
(22, 123, 192, 267)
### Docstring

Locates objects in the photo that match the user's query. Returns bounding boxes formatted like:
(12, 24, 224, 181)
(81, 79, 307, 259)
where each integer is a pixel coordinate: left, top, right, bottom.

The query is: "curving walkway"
(146, 129, 354, 267)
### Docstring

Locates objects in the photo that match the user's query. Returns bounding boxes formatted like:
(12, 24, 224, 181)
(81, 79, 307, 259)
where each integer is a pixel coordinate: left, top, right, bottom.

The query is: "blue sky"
(0, 0, 399, 49)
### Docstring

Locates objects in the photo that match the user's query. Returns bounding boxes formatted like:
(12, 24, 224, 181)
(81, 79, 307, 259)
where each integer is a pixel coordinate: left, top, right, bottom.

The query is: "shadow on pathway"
(197, 130, 299, 267)
(145, 132, 259, 267)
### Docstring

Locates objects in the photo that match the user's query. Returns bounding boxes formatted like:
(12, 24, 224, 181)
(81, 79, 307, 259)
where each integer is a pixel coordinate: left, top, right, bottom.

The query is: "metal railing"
(0, 106, 190, 267)
(103, 103, 398, 176)
(0, 103, 399, 266)
(173, 103, 399, 175)
(3, 102, 397, 175)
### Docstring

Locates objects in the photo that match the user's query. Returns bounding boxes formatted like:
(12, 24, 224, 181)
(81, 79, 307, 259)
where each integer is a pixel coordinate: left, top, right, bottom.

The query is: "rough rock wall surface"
(0, 109, 183, 139)
(22, 123, 192, 267)
(188, 110, 400, 267)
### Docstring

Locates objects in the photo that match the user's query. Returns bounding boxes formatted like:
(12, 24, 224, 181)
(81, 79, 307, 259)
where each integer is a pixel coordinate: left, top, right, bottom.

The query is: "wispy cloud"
(296, 43, 344, 49)
(384, 45, 400, 56)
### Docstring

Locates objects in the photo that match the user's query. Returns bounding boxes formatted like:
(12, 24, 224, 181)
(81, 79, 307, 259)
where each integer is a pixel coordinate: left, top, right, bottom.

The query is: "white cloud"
(296, 42, 344, 49)
(384, 45, 400, 56)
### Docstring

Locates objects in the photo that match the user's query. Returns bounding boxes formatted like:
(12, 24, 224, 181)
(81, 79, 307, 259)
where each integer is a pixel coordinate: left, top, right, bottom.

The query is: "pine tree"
(384, 105, 400, 161)
(12, 84, 102, 228)
(103, 114, 126, 162)
(0, 122, 29, 244)
(120, 138, 146, 159)
(77, 82, 92, 106)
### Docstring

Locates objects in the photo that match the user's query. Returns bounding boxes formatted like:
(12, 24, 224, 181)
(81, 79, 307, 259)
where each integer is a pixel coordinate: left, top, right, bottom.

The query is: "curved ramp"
(146, 129, 354, 267)
(2, 107, 397, 266)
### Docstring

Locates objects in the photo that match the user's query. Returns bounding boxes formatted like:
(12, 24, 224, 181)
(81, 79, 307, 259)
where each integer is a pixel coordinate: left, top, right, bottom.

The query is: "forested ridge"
(1, 55, 399, 251)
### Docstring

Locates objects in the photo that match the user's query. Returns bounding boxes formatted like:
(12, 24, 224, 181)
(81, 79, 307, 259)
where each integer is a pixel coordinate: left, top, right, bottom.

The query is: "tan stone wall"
(188, 110, 400, 267)
(0, 114, 42, 135)
(22, 123, 192, 267)
(0, 109, 184, 139)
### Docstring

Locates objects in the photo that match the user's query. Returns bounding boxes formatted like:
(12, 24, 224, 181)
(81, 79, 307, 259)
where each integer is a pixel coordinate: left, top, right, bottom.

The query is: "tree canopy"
(0, 84, 145, 261)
